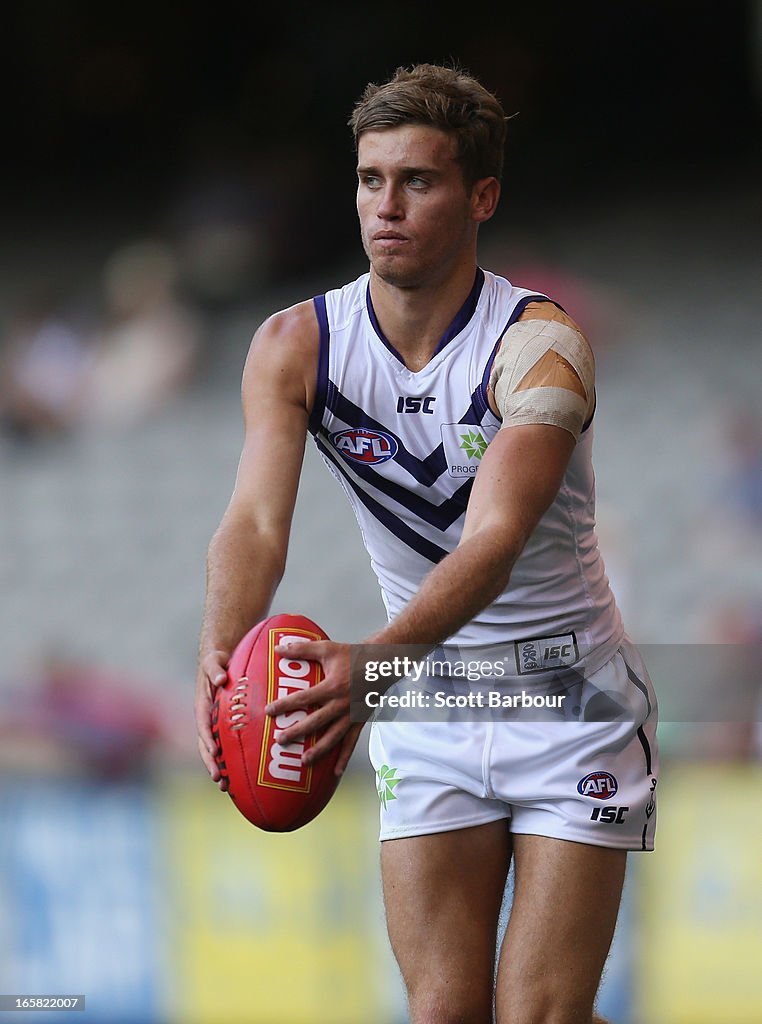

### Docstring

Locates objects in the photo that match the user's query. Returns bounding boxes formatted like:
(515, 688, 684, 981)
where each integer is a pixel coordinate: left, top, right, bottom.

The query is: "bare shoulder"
(517, 300, 586, 337)
(246, 299, 319, 371)
(243, 299, 320, 414)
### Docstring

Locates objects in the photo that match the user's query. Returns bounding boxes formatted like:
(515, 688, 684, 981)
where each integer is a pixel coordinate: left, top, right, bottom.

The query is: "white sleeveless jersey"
(309, 269, 623, 670)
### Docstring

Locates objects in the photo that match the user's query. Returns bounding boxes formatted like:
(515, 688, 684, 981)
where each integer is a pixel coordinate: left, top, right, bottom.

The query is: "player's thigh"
(382, 819, 512, 1022)
(496, 834, 626, 1024)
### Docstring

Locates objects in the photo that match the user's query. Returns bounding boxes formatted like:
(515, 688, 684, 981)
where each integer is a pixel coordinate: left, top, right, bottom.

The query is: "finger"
(302, 717, 349, 766)
(194, 685, 220, 754)
(272, 701, 339, 746)
(203, 661, 229, 689)
(334, 724, 363, 777)
(197, 734, 221, 778)
(208, 669, 228, 688)
(274, 639, 326, 661)
(197, 736, 229, 791)
(265, 678, 332, 717)
(203, 733, 220, 760)
(195, 706, 218, 758)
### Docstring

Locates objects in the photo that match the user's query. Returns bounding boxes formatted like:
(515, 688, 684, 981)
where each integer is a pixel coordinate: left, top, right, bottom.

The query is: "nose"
(376, 183, 403, 221)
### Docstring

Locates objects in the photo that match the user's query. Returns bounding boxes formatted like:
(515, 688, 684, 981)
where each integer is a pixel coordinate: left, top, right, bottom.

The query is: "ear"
(470, 176, 501, 223)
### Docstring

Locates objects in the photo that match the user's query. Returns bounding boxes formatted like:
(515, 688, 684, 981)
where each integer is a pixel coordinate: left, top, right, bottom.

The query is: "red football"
(212, 613, 342, 831)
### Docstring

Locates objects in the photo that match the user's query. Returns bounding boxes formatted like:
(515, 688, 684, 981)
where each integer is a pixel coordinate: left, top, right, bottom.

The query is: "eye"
(359, 174, 382, 189)
(408, 176, 428, 188)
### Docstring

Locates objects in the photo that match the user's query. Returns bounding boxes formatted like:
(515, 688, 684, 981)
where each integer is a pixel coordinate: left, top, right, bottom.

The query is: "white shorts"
(368, 640, 659, 851)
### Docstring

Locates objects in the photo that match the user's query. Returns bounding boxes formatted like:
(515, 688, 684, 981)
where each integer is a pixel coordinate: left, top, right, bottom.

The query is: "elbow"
(461, 526, 522, 594)
(208, 511, 288, 584)
(461, 518, 525, 563)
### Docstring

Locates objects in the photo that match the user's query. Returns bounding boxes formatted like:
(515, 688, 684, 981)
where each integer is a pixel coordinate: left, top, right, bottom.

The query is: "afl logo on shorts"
(577, 771, 618, 800)
(331, 428, 398, 464)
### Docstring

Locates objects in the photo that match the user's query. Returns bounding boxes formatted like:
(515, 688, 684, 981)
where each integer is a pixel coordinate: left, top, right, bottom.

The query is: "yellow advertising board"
(638, 763, 762, 1023)
(159, 772, 402, 1024)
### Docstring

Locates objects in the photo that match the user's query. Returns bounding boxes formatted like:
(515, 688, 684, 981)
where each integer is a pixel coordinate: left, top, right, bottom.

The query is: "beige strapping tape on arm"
(489, 319, 595, 440)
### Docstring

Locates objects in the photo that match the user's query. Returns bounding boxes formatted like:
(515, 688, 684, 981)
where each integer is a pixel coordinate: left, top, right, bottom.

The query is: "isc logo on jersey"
(331, 428, 398, 464)
(259, 629, 320, 792)
(577, 771, 618, 800)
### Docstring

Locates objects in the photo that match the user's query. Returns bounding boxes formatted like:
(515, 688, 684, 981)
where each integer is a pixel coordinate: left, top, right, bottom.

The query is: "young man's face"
(356, 125, 494, 289)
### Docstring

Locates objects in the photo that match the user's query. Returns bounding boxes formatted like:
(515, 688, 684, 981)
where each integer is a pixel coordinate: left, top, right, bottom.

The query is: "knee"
(499, 1014, 604, 1024)
(498, 996, 601, 1024)
(500, 1016, 593, 1024)
(408, 987, 493, 1024)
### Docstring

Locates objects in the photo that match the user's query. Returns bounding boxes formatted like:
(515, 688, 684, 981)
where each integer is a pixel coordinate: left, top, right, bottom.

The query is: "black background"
(4, 2, 760, 278)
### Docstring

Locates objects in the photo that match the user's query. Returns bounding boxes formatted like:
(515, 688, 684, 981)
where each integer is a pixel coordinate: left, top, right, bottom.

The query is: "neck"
(368, 259, 480, 372)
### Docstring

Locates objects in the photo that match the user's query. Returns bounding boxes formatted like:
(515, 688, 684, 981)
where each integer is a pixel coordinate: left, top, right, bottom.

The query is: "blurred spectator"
(713, 600, 762, 646)
(84, 239, 202, 427)
(0, 298, 92, 443)
(0, 238, 203, 443)
(686, 601, 762, 763)
(722, 407, 762, 528)
(0, 652, 191, 780)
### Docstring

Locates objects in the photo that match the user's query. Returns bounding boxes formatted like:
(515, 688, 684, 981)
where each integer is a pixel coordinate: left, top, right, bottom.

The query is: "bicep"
(460, 423, 575, 551)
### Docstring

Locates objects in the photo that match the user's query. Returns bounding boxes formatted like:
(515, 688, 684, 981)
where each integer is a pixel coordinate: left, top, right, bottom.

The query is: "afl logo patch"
(577, 771, 618, 800)
(330, 428, 398, 464)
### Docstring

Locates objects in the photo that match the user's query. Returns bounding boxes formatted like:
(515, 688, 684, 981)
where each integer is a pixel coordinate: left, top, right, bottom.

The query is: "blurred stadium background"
(0, 3, 761, 1022)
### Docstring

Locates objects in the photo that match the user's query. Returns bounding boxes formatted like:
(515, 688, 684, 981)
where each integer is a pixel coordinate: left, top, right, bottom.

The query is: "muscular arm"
(195, 301, 317, 783)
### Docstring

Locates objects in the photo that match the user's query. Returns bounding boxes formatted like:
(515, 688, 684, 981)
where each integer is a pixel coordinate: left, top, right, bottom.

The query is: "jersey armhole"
(308, 294, 330, 436)
(581, 389, 596, 433)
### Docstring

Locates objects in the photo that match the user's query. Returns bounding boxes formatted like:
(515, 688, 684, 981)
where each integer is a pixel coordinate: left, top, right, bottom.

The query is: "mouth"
(370, 231, 410, 254)
(372, 231, 408, 242)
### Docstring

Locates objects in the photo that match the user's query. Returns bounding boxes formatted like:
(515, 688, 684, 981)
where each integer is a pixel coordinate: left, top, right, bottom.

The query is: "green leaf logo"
(459, 430, 488, 460)
(376, 764, 401, 809)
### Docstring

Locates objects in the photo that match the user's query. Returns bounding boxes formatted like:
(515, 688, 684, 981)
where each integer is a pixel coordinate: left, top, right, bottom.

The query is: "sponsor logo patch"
(440, 423, 496, 477)
(577, 771, 619, 800)
(459, 430, 488, 460)
(330, 428, 398, 464)
(376, 764, 401, 809)
(514, 632, 578, 674)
